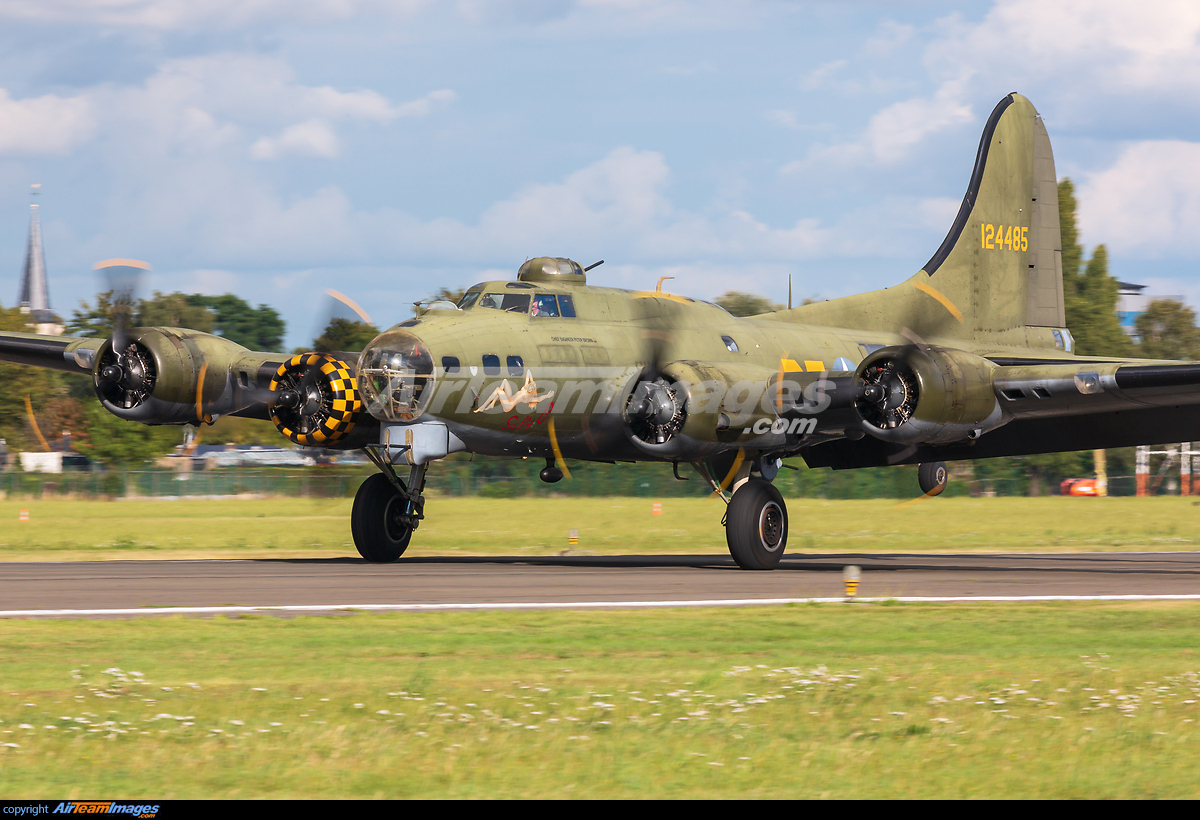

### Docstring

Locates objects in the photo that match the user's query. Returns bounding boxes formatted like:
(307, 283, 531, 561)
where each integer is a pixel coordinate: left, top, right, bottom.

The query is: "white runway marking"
(4, 594, 1200, 618)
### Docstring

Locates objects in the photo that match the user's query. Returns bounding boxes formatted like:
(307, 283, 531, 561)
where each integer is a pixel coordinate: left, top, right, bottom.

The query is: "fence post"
(1136, 446, 1149, 497)
(1182, 442, 1192, 496)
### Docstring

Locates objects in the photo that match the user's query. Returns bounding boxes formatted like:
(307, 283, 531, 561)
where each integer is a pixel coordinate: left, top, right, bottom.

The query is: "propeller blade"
(94, 259, 149, 355)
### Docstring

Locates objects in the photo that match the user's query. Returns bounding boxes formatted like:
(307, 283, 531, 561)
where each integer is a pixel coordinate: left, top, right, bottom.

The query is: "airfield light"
(843, 565, 861, 599)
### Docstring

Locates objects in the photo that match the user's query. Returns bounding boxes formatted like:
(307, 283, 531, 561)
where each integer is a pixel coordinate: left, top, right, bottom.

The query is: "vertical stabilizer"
(919, 93, 1065, 335)
(783, 94, 1069, 350)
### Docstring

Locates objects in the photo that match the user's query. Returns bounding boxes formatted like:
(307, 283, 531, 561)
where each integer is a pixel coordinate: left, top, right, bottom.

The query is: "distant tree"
(435, 286, 467, 304)
(1059, 180, 1129, 357)
(0, 305, 69, 452)
(185, 294, 285, 352)
(715, 291, 784, 317)
(73, 401, 181, 465)
(71, 291, 285, 352)
(67, 292, 119, 337)
(1135, 300, 1200, 361)
(135, 291, 215, 332)
(203, 415, 286, 446)
(311, 317, 379, 354)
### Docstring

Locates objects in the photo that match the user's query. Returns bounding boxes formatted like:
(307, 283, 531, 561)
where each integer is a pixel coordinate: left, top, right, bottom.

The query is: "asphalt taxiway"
(2, 551, 1199, 617)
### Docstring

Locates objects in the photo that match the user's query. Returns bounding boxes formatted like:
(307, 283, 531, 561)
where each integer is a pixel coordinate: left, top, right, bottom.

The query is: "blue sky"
(1, 0, 1198, 349)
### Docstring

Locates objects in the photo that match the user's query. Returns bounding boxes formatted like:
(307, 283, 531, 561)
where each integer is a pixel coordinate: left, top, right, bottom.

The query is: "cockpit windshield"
(464, 290, 578, 317)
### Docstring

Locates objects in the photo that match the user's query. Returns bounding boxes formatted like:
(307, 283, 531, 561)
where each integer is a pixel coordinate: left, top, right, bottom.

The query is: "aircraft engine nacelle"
(622, 362, 747, 461)
(853, 345, 1004, 445)
(93, 328, 256, 425)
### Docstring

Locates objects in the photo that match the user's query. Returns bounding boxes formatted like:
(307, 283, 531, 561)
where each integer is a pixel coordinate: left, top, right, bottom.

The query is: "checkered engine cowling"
(268, 353, 362, 446)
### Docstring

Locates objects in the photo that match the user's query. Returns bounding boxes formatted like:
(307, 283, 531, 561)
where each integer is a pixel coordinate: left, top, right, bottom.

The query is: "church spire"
(17, 184, 62, 335)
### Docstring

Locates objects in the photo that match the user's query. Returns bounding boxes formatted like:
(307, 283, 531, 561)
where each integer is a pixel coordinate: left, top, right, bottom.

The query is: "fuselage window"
(441, 356, 461, 374)
(458, 292, 481, 309)
(507, 355, 524, 375)
(531, 294, 559, 317)
(557, 294, 576, 317)
(483, 354, 501, 375)
(722, 335, 739, 353)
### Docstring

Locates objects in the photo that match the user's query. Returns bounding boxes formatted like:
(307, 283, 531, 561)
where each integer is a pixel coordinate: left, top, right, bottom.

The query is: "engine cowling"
(853, 345, 1004, 445)
(93, 328, 254, 425)
(268, 353, 363, 446)
(621, 362, 772, 460)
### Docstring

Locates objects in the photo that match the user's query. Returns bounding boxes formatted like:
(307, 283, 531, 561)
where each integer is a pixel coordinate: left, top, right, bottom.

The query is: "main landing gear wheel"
(726, 478, 788, 570)
(918, 461, 948, 497)
(351, 473, 412, 562)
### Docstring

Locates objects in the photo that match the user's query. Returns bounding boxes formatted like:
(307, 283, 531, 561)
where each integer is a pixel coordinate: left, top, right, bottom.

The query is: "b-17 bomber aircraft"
(4, 94, 1199, 569)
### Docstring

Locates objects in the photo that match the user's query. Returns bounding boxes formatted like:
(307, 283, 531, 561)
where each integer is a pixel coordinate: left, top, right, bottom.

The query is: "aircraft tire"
(726, 478, 788, 570)
(918, 461, 948, 497)
(352, 473, 412, 562)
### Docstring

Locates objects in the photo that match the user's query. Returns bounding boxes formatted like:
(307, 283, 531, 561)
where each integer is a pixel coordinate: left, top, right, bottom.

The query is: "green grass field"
(1, 495, 1198, 561)
(2, 602, 1199, 798)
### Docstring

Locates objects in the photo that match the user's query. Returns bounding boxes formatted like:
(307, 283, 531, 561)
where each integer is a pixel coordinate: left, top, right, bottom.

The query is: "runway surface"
(2, 551, 1199, 617)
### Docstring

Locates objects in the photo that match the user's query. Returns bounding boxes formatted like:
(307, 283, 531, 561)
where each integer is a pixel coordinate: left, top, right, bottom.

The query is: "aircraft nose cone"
(357, 329, 435, 422)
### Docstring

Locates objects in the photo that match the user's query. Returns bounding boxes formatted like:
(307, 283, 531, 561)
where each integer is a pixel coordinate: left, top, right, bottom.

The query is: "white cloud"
(800, 59, 847, 91)
(0, 88, 95, 156)
(250, 120, 340, 160)
(928, 0, 1200, 102)
(864, 20, 914, 57)
(784, 79, 973, 171)
(46, 54, 453, 164)
(393, 89, 458, 118)
(0, 0, 429, 30)
(862, 79, 973, 163)
(1078, 140, 1200, 258)
(128, 55, 432, 128)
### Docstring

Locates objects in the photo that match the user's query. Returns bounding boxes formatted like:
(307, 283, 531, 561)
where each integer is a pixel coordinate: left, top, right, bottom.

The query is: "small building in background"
(1116, 281, 1186, 340)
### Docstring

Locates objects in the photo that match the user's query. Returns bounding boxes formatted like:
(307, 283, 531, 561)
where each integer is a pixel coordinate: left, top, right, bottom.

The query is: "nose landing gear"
(351, 462, 428, 563)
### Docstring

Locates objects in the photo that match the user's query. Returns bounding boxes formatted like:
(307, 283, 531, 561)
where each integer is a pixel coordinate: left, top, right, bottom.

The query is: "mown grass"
(1, 603, 1199, 798)
(1, 495, 1198, 561)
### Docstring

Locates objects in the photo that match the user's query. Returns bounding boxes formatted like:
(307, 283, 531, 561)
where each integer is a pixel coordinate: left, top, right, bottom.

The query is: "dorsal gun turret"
(517, 257, 586, 285)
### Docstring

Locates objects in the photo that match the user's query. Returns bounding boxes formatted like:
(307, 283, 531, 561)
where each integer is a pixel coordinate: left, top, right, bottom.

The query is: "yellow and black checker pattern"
(269, 353, 363, 446)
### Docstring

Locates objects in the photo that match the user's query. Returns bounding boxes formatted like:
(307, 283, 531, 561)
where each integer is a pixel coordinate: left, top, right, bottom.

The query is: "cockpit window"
(531, 294, 559, 317)
(558, 294, 576, 317)
(501, 294, 530, 313)
(458, 291, 480, 309)
(479, 293, 530, 313)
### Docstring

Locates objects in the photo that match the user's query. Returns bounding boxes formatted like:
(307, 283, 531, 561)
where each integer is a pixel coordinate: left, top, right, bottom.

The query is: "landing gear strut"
(351, 463, 428, 562)
(725, 478, 789, 570)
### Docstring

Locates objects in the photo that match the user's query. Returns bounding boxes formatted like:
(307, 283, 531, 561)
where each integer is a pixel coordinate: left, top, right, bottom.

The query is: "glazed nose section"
(357, 329, 435, 422)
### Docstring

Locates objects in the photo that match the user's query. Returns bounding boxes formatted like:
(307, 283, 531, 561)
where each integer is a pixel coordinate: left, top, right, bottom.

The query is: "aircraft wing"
(0, 328, 286, 423)
(0, 329, 106, 373)
(803, 357, 1200, 469)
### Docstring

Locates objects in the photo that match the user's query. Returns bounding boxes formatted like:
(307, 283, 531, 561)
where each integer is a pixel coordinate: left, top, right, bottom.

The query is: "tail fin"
(788, 93, 1067, 347)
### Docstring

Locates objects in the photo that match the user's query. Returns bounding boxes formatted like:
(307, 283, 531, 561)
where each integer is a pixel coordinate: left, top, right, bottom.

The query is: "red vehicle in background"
(1060, 478, 1100, 496)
